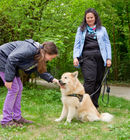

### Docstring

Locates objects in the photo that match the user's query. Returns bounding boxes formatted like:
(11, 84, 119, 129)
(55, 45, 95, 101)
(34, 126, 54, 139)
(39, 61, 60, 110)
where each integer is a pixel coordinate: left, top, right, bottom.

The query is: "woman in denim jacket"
(73, 8, 112, 108)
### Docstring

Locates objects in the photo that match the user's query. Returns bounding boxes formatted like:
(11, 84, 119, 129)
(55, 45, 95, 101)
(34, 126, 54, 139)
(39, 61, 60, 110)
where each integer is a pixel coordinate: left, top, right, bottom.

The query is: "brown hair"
(34, 42, 58, 74)
(80, 8, 101, 31)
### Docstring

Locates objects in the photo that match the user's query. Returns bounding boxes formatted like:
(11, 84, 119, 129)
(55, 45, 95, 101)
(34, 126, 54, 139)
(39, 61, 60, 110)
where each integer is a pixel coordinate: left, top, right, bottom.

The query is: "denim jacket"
(73, 26, 111, 66)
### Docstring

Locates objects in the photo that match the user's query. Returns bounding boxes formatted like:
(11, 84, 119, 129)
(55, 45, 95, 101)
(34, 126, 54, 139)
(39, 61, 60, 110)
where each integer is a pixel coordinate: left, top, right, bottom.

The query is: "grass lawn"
(0, 85, 130, 140)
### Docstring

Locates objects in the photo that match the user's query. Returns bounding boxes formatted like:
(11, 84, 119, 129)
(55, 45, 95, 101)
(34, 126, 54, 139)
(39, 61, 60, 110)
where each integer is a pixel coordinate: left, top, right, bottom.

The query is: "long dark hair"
(35, 42, 58, 73)
(80, 8, 101, 32)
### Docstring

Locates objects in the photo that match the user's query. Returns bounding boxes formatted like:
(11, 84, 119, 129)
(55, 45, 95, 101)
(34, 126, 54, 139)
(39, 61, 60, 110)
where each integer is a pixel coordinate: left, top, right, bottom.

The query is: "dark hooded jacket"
(0, 39, 54, 82)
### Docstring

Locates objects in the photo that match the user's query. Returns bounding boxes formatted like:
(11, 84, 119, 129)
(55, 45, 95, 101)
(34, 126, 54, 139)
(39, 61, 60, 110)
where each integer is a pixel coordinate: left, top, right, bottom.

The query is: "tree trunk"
(125, 0, 130, 46)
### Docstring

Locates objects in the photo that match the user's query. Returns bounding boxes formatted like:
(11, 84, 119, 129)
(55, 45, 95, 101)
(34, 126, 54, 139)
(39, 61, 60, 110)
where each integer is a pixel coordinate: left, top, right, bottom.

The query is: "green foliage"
(0, 0, 129, 81)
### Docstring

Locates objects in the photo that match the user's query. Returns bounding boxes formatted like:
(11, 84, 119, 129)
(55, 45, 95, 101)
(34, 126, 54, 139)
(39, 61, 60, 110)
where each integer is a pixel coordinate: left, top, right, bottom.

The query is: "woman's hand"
(52, 78, 60, 86)
(107, 59, 112, 67)
(5, 82, 12, 89)
(73, 58, 79, 67)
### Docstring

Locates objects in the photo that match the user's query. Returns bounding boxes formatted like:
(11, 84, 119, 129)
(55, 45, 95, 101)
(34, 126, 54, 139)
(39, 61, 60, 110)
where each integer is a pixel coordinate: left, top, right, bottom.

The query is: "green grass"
(0, 85, 130, 140)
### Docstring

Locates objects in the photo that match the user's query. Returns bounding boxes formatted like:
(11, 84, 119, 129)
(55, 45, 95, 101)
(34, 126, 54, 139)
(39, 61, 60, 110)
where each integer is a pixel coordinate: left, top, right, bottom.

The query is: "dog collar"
(68, 94, 83, 102)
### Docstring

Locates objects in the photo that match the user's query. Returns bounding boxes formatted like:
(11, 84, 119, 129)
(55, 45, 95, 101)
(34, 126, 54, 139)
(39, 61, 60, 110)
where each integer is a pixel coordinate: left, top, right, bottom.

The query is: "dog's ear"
(72, 71, 78, 78)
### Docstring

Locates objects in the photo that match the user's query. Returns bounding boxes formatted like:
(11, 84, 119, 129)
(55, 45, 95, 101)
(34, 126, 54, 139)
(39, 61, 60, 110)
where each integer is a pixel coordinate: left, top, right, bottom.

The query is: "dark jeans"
(81, 50, 105, 108)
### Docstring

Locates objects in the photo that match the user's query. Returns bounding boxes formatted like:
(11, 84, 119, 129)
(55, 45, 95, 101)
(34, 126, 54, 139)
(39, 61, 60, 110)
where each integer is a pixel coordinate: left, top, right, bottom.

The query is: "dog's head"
(59, 71, 78, 89)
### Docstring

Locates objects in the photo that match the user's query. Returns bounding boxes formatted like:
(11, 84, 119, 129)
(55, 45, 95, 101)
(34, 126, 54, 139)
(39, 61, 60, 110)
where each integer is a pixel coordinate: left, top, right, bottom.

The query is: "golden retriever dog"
(55, 71, 113, 123)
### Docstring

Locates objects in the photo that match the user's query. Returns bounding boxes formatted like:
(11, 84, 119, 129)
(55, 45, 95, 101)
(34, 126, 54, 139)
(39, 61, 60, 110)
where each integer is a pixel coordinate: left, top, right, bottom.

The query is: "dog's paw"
(55, 118, 62, 122)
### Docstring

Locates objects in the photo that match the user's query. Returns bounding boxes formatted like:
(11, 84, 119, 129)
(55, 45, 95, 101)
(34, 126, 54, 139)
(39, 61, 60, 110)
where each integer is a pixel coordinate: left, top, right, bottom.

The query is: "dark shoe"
(14, 117, 33, 124)
(1, 120, 23, 128)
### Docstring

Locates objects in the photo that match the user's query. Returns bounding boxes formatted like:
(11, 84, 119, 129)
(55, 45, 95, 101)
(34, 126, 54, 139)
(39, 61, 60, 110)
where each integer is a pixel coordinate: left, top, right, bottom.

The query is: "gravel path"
(36, 80, 130, 100)
(109, 85, 130, 100)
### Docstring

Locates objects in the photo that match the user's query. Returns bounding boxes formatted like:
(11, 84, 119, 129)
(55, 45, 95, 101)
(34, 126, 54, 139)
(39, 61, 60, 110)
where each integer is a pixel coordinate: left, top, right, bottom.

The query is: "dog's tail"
(100, 113, 113, 122)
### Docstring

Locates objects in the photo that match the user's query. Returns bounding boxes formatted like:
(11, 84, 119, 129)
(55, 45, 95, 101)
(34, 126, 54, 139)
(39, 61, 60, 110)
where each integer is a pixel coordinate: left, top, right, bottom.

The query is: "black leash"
(67, 68, 110, 104)
(101, 67, 110, 104)
(90, 67, 111, 104)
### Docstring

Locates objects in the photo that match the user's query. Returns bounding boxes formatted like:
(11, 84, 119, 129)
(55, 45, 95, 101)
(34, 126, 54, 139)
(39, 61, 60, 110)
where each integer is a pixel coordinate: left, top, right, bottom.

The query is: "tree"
(0, 0, 129, 83)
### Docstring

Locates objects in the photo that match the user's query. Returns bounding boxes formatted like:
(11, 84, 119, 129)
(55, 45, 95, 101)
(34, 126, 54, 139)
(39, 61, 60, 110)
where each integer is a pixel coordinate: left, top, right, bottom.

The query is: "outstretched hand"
(52, 78, 66, 89)
(52, 78, 60, 86)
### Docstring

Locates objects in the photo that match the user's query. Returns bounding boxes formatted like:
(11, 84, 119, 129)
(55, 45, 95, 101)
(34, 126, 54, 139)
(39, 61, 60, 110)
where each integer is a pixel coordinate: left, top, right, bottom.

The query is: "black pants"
(81, 50, 105, 108)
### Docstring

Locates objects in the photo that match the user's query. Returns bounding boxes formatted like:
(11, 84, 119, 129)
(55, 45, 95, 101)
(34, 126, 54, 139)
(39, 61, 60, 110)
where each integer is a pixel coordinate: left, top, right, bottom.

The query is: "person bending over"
(0, 39, 59, 127)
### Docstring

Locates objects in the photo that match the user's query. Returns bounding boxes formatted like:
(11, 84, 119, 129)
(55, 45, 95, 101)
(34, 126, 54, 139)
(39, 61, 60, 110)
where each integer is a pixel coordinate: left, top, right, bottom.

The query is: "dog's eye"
(64, 77, 67, 79)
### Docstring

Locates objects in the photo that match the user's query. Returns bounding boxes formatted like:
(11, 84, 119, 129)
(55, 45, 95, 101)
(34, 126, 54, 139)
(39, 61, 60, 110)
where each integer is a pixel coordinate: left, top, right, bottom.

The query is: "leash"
(89, 67, 110, 104)
(67, 68, 110, 104)
(102, 73, 110, 104)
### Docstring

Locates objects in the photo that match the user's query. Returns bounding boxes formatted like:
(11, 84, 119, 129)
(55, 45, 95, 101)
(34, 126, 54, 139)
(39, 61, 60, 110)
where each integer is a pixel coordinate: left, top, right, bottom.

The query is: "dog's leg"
(66, 106, 76, 123)
(55, 105, 68, 122)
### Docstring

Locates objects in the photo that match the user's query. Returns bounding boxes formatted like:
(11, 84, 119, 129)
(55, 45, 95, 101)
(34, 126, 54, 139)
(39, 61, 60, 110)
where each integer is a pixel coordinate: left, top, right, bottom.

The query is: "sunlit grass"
(0, 85, 129, 140)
